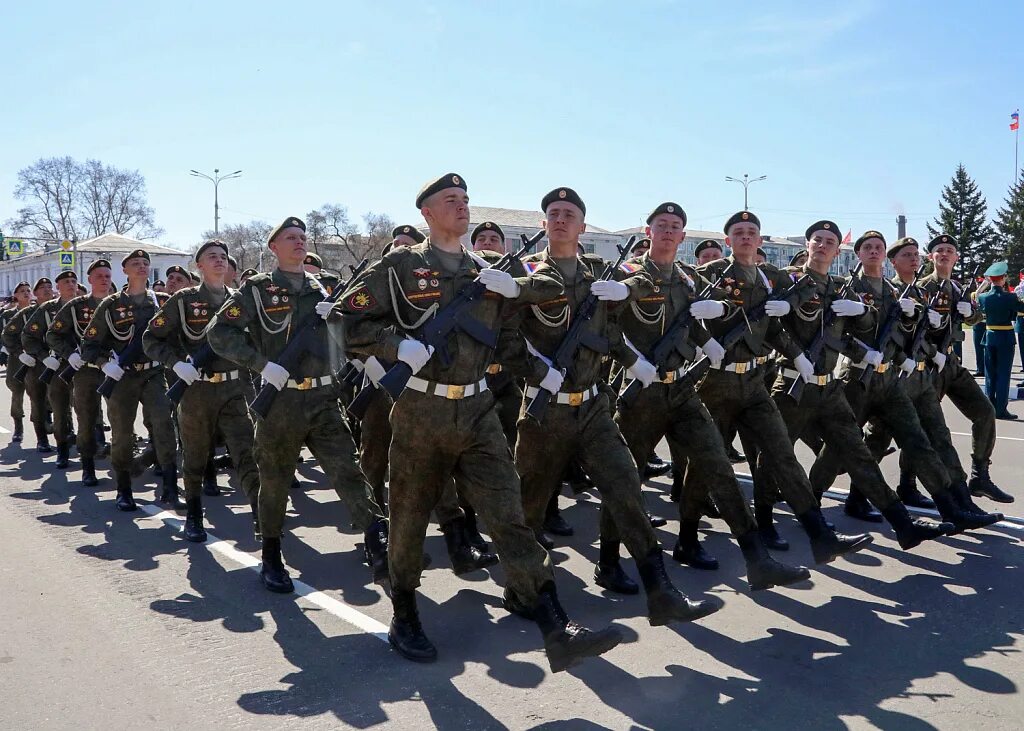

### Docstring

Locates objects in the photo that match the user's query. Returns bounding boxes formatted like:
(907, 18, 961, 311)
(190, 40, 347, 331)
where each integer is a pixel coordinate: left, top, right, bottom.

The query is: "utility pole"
(189, 168, 242, 235)
(725, 173, 767, 211)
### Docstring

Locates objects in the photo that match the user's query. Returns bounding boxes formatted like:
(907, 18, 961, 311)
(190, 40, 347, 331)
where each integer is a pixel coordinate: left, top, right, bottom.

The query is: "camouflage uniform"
(48, 295, 105, 461)
(3, 304, 48, 443)
(22, 299, 74, 450)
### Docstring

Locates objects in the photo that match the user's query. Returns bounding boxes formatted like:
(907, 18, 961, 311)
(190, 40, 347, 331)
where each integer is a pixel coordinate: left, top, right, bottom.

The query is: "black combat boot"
(724, 443, 745, 463)
(55, 441, 70, 469)
(880, 502, 953, 550)
(130, 444, 155, 478)
(259, 537, 293, 593)
(951, 480, 1003, 520)
(35, 426, 52, 453)
(643, 454, 673, 479)
(532, 582, 623, 673)
(968, 459, 1014, 504)
(441, 516, 499, 576)
(114, 471, 137, 511)
(12, 418, 23, 443)
(202, 458, 221, 496)
(755, 504, 789, 551)
(363, 518, 390, 585)
(672, 519, 719, 570)
(843, 487, 884, 523)
(183, 497, 207, 542)
(593, 538, 639, 594)
(637, 549, 723, 626)
(157, 464, 184, 510)
(462, 504, 488, 552)
(796, 509, 873, 564)
(81, 457, 99, 487)
(388, 590, 437, 663)
(897, 471, 935, 509)
(536, 530, 555, 550)
(543, 492, 573, 536)
(647, 510, 667, 528)
(933, 489, 1003, 534)
(736, 530, 811, 591)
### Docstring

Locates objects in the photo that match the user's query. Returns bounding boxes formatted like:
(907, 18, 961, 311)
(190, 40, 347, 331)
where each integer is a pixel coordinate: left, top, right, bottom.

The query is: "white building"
(0, 232, 192, 295)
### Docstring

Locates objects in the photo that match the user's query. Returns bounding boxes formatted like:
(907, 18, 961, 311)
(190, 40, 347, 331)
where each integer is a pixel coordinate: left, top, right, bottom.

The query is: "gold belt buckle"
(756, 356, 767, 364)
(876, 363, 888, 373)
(734, 362, 748, 374)
(567, 391, 584, 407)
(486, 364, 501, 375)
(816, 375, 828, 386)
(134, 363, 145, 371)
(916, 361, 925, 371)
(209, 372, 224, 384)
(296, 377, 314, 390)
(446, 384, 466, 400)
(662, 371, 677, 383)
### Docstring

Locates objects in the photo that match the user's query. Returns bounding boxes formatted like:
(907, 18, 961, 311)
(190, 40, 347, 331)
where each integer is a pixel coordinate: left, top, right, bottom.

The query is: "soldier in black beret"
(927, 233, 958, 252)
(303, 252, 324, 271)
(165, 265, 193, 295)
(755, 247, 767, 264)
(415, 173, 467, 209)
(886, 237, 919, 259)
(471, 221, 505, 254)
(788, 251, 809, 268)
(239, 268, 258, 284)
(694, 239, 724, 265)
(854, 230, 885, 253)
(804, 220, 840, 243)
(88, 259, 112, 275)
(8, 277, 57, 453)
(392, 225, 426, 247)
(2, 281, 34, 441)
(268, 216, 306, 244)
(541, 186, 586, 216)
(723, 210, 761, 234)
(120, 249, 150, 267)
(152, 280, 167, 293)
(646, 202, 686, 227)
(632, 237, 651, 257)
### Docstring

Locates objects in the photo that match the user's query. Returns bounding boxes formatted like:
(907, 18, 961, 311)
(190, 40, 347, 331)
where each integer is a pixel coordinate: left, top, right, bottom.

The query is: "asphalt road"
(1, 358, 1022, 730)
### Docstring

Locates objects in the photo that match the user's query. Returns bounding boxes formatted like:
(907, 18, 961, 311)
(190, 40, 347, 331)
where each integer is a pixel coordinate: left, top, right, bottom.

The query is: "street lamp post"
(189, 168, 243, 235)
(725, 173, 767, 211)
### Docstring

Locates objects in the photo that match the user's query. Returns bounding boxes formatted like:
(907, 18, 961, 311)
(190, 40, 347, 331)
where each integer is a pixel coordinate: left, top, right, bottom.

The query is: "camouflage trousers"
(46, 371, 74, 445)
(24, 366, 49, 432)
(72, 366, 104, 459)
(253, 384, 382, 539)
(178, 379, 259, 502)
(516, 391, 659, 560)
(6, 365, 25, 420)
(614, 381, 757, 537)
(932, 356, 996, 463)
(105, 370, 176, 473)
(388, 388, 552, 599)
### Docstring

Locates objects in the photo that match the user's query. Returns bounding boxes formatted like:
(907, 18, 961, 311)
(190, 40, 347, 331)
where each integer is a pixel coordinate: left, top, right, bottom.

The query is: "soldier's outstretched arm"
(208, 285, 266, 372)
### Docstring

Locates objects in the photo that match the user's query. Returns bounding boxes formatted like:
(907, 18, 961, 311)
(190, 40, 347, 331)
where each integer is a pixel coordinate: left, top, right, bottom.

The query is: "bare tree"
(79, 159, 162, 239)
(195, 221, 272, 272)
(10, 156, 81, 241)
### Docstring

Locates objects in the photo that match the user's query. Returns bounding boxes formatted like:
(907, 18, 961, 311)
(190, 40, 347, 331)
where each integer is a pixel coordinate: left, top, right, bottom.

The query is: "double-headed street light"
(189, 168, 242, 235)
(725, 173, 767, 211)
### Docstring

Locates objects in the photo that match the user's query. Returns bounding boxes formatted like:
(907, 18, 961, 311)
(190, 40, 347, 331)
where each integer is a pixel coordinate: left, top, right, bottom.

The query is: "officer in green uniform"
(693, 239, 724, 266)
(22, 270, 79, 467)
(513, 186, 721, 626)
(144, 239, 263, 541)
(165, 265, 192, 295)
(611, 201, 809, 591)
(80, 249, 179, 512)
(47, 260, 113, 486)
(303, 252, 342, 294)
(978, 260, 1023, 423)
(208, 217, 388, 595)
(5, 278, 56, 452)
(3, 282, 33, 442)
(340, 174, 622, 672)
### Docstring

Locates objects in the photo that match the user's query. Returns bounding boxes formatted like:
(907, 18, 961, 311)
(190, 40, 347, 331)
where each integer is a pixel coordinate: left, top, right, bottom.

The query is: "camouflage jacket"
(22, 298, 72, 360)
(80, 289, 169, 365)
(46, 295, 105, 359)
(144, 283, 236, 371)
(2, 304, 40, 357)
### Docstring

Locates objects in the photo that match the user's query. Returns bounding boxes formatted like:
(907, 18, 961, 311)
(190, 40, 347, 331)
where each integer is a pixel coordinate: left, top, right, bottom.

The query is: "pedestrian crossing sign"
(5, 239, 24, 256)
(59, 252, 74, 268)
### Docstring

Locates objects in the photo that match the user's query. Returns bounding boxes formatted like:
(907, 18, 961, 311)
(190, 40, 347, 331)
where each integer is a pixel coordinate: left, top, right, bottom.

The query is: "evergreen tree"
(995, 169, 1024, 278)
(927, 164, 998, 279)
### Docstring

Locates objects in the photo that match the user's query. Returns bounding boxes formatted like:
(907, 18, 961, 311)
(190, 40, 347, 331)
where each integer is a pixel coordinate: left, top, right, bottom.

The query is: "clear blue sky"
(3, 1, 1023, 248)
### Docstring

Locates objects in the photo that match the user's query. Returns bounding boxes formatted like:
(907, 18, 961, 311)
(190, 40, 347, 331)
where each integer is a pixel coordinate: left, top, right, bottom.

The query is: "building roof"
(415, 206, 613, 235)
(2, 232, 187, 264)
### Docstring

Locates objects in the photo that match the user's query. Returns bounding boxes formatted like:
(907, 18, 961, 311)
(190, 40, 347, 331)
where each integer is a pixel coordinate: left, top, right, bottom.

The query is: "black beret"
(165, 265, 190, 279)
(634, 237, 651, 249)
(190, 272, 201, 283)
(416, 173, 467, 209)
(694, 239, 723, 257)
(195, 239, 229, 262)
(646, 202, 686, 226)
(152, 280, 165, 287)
(853, 230, 886, 253)
(756, 247, 767, 258)
(927, 234, 958, 252)
(724, 210, 760, 233)
(240, 268, 259, 279)
(13, 281, 30, 291)
(268, 216, 306, 244)
(303, 252, 323, 268)
(471, 221, 505, 243)
(33, 277, 52, 291)
(887, 237, 920, 259)
(121, 249, 150, 266)
(541, 187, 586, 216)
(391, 225, 426, 243)
(55, 270, 77, 283)
(788, 250, 809, 267)
(804, 220, 840, 241)
(87, 259, 112, 274)
(227, 255, 238, 269)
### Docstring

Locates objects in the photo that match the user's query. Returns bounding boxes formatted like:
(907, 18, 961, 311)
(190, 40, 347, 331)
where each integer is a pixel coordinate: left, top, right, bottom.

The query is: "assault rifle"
(57, 349, 81, 384)
(524, 236, 639, 422)
(786, 262, 862, 403)
(931, 265, 983, 368)
(376, 231, 545, 400)
(859, 263, 927, 387)
(37, 353, 63, 385)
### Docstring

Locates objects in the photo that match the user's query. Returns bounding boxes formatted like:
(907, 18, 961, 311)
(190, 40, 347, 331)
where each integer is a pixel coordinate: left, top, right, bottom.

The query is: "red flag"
(842, 229, 852, 244)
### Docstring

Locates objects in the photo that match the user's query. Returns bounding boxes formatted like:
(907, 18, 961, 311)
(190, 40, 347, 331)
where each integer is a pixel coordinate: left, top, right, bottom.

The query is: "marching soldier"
(693, 239, 724, 266)
(340, 174, 622, 671)
(47, 260, 114, 486)
(164, 265, 192, 295)
(3, 282, 33, 442)
(144, 239, 262, 541)
(80, 250, 179, 511)
(5, 278, 56, 452)
(22, 270, 80, 467)
(208, 217, 389, 594)
(302, 252, 341, 294)
(977, 260, 1024, 424)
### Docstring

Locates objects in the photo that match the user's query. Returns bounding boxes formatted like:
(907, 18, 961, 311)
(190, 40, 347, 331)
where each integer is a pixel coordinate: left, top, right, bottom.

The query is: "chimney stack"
(897, 215, 907, 239)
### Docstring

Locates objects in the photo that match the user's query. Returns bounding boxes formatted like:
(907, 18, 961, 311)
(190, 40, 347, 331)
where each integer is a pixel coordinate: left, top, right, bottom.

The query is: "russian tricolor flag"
(1012, 110, 1019, 131)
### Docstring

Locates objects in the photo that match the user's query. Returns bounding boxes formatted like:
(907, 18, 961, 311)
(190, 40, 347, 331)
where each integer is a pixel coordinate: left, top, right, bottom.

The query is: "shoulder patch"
(52, 320, 64, 330)
(29, 323, 39, 332)
(86, 326, 99, 338)
(346, 287, 376, 311)
(619, 261, 643, 274)
(152, 315, 167, 328)
(224, 305, 242, 320)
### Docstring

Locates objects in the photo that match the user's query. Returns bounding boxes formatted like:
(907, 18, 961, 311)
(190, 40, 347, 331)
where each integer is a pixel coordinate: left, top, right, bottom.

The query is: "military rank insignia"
(225, 305, 242, 320)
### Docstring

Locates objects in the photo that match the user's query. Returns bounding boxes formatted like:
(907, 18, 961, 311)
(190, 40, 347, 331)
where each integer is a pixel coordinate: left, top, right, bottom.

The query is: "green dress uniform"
(21, 297, 75, 462)
(3, 303, 50, 450)
(1, 305, 27, 439)
(144, 282, 262, 540)
(977, 266, 1024, 418)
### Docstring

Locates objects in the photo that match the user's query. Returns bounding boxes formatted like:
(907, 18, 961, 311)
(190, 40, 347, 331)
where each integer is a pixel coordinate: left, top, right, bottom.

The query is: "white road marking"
(949, 431, 1024, 443)
(0, 425, 10, 434)
(138, 504, 390, 641)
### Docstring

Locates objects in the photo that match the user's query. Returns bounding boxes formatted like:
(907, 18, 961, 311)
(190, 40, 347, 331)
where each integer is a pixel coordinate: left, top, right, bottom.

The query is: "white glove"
(260, 361, 289, 390)
(701, 337, 726, 367)
(956, 301, 973, 318)
(863, 350, 884, 368)
(172, 361, 200, 385)
(68, 352, 84, 370)
(350, 359, 365, 372)
(539, 367, 564, 393)
(396, 339, 434, 375)
(689, 299, 726, 320)
(794, 353, 816, 383)
(591, 280, 630, 302)
(363, 356, 387, 386)
(18, 352, 36, 367)
(0, 347, 6, 355)
(478, 268, 521, 298)
(927, 309, 942, 328)
(899, 298, 917, 317)
(42, 356, 60, 371)
(315, 300, 335, 320)
(627, 357, 658, 387)
(101, 360, 124, 381)
(899, 359, 916, 375)
(931, 352, 947, 372)
(831, 299, 866, 317)
(765, 300, 791, 317)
